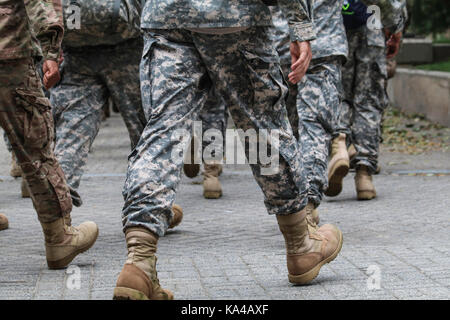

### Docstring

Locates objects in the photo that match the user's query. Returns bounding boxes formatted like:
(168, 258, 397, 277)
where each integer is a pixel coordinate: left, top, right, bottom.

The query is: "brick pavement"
(0, 115, 448, 300)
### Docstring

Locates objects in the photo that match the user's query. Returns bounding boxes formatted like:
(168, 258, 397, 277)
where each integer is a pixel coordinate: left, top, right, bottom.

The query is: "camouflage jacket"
(0, 0, 64, 61)
(311, 0, 347, 60)
(141, 0, 316, 42)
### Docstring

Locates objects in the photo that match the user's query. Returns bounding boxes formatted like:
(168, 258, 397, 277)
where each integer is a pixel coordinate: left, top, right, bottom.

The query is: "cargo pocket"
(15, 88, 53, 149)
(36, 162, 73, 216)
(240, 49, 297, 168)
(240, 49, 288, 117)
(140, 35, 158, 118)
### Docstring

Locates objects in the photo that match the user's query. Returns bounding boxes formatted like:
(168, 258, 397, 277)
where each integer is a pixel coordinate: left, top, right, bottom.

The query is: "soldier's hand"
(43, 60, 61, 90)
(385, 30, 403, 59)
(289, 41, 312, 84)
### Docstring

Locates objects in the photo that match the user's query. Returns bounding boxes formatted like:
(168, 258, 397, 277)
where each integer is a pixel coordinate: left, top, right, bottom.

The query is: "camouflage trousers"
(197, 91, 227, 163)
(336, 28, 388, 173)
(269, 11, 344, 206)
(50, 39, 147, 203)
(123, 27, 308, 236)
(0, 58, 72, 222)
(295, 59, 343, 206)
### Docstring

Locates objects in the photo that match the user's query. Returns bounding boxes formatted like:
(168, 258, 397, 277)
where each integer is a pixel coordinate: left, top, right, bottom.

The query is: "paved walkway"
(0, 114, 449, 300)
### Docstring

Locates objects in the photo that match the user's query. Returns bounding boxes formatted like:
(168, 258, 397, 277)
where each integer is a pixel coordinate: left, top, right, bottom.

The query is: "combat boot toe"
(169, 204, 183, 229)
(0, 214, 9, 231)
(41, 218, 99, 269)
(203, 164, 222, 199)
(10, 154, 22, 178)
(325, 133, 349, 197)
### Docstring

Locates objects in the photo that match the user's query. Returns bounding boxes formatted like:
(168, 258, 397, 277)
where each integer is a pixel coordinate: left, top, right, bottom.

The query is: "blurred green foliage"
(410, 0, 450, 38)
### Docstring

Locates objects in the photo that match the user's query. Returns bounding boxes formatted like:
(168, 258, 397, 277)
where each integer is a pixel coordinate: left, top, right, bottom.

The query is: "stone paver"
(0, 114, 449, 300)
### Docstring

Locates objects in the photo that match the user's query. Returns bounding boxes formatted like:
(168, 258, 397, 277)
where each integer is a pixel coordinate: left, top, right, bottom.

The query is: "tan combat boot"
(40, 218, 98, 269)
(113, 228, 173, 300)
(21, 176, 30, 198)
(203, 163, 222, 199)
(355, 165, 376, 200)
(169, 204, 183, 229)
(0, 213, 9, 231)
(10, 154, 22, 178)
(325, 133, 350, 197)
(183, 137, 200, 178)
(277, 208, 343, 285)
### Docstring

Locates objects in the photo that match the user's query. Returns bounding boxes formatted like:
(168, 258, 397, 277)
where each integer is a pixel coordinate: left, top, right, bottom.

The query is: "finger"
(292, 50, 307, 71)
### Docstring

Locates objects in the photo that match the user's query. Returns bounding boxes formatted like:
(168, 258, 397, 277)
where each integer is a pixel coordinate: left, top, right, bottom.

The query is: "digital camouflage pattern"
(309, 0, 347, 60)
(123, 28, 309, 236)
(336, 26, 388, 174)
(61, 0, 142, 47)
(141, 0, 316, 42)
(0, 0, 64, 61)
(0, 58, 72, 222)
(50, 39, 146, 202)
(198, 92, 227, 163)
(270, 3, 345, 206)
(297, 59, 343, 205)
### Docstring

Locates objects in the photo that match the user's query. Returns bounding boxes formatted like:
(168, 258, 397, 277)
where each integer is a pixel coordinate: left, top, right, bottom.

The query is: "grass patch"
(415, 60, 450, 72)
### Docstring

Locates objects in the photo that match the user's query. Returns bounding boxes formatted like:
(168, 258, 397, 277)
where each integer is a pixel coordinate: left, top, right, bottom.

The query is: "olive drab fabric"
(61, 0, 143, 47)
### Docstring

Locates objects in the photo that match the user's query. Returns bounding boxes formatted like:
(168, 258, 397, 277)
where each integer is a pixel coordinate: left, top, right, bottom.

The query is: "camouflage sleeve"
(24, 0, 64, 61)
(277, 0, 316, 42)
(361, 0, 405, 33)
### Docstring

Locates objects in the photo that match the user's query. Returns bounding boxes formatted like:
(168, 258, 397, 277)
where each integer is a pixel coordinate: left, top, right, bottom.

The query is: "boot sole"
(288, 230, 344, 285)
(47, 228, 99, 269)
(325, 160, 349, 197)
(357, 191, 376, 201)
(183, 164, 200, 178)
(203, 191, 222, 199)
(113, 287, 149, 300)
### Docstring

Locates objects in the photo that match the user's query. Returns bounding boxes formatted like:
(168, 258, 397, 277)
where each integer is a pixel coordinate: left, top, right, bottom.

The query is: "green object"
(415, 60, 450, 73)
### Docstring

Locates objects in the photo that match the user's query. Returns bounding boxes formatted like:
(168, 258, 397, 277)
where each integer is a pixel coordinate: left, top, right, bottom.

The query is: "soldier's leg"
(102, 40, 147, 150)
(297, 60, 343, 208)
(352, 32, 388, 200)
(114, 30, 211, 300)
(269, 6, 300, 140)
(51, 52, 107, 205)
(352, 43, 388, 172)
(334, 30, 359, 140)
(195, 27, 342, 285)
(0, 58, 98, 268)
(326, 31, 361, 196)
(199, 92, 226, 199)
